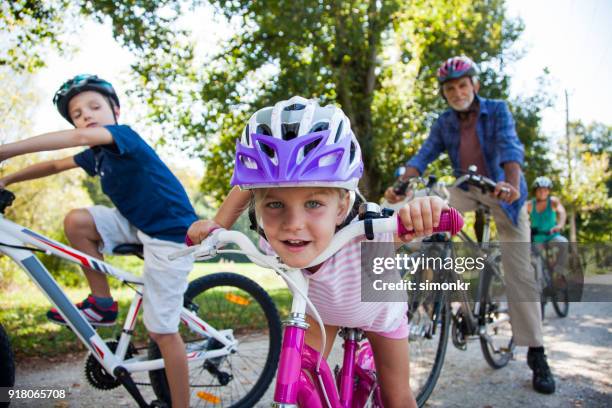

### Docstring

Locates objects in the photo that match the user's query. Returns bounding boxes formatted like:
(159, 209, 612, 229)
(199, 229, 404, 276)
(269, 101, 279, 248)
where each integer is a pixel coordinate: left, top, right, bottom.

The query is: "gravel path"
(10, 283, 612, 407)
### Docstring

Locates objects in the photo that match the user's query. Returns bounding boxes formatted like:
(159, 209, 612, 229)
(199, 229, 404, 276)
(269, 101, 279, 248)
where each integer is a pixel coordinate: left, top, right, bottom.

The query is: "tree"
(571, 121, 612, 242)
(124, 0, 525, 202)
(3, 0, 538, 204)
(510, 72, 556, 187)
(555, 121, 611, 242)
(0, 1, 76, 72)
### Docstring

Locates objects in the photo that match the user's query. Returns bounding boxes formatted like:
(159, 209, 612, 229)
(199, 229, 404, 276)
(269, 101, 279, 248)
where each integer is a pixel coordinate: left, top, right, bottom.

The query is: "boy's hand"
(397, 196, 449, 242)
(187, 220, 222, 245)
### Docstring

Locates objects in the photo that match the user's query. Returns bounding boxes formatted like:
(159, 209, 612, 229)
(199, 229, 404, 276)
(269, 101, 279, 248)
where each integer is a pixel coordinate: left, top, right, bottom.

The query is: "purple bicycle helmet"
(437, 56, 479, 84)
(230, 96, 363, 191)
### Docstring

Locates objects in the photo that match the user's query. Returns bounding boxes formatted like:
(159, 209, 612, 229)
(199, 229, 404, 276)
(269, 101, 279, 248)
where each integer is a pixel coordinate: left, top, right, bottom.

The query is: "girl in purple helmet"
(188, 96, 448, 407)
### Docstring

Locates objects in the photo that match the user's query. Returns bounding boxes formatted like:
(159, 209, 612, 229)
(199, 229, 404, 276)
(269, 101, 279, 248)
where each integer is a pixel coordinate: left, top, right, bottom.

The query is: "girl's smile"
(257, 187, 349, 268)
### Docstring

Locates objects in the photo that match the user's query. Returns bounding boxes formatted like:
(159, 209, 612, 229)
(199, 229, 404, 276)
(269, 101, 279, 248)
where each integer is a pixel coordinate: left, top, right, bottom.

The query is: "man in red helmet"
(385, 56, 556, 394)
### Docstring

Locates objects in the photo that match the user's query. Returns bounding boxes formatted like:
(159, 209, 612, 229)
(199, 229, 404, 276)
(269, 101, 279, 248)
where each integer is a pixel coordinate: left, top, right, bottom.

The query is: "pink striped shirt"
(260, 229, 407, 334)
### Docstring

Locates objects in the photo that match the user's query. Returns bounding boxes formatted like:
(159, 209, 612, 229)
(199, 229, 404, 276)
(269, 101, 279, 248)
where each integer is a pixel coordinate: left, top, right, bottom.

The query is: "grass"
(0, 261, 290, 358)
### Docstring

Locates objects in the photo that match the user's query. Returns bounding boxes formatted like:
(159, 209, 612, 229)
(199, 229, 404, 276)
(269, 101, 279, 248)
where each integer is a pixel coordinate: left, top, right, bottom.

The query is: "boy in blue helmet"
(0, 74, 196, 407)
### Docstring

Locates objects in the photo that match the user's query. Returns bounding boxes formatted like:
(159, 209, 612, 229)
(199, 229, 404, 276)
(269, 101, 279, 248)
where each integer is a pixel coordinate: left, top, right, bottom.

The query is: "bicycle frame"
(272, 268, 381, 408)
(0, 214, 238, 404)
(177, 225, 398, 407)
(171, 207, 463, 408)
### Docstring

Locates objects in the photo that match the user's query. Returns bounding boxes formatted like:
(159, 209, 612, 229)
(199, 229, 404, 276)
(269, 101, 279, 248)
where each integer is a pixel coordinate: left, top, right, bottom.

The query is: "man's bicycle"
(530, 228, 570, 318)
(170, 203, 463, 407)
(0, 189, 282, 408)
(384, 167, 515, 406)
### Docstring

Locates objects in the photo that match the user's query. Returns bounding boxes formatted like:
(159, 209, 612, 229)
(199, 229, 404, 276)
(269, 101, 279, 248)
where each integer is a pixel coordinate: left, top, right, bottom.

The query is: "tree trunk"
(569, 206, 577, 242)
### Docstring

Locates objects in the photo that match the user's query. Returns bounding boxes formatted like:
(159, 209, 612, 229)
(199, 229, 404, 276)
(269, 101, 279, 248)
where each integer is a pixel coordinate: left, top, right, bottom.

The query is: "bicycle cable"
(0, 241, 47, 253)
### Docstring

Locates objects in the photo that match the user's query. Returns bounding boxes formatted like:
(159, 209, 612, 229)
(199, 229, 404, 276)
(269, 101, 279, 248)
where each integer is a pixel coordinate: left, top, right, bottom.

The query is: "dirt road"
(10, 296, 612, 407)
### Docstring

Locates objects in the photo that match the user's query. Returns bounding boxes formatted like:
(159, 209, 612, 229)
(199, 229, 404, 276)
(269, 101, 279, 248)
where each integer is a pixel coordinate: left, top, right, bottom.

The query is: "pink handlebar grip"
(397, 207, 464, 236)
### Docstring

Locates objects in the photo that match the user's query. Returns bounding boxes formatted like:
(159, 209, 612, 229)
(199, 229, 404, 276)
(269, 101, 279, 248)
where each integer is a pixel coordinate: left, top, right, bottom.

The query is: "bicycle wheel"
(0, 323, 15, 408)
(404, 263, 450, 407)
(148, 272, 282, 407)
(409, 296, 450, 408)
(551, 273, 569, 318)
(479, 266, 514, 369)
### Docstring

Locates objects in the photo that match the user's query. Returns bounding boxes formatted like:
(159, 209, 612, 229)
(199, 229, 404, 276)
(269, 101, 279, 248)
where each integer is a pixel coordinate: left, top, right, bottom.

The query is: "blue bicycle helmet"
(53, 74, 120, 124)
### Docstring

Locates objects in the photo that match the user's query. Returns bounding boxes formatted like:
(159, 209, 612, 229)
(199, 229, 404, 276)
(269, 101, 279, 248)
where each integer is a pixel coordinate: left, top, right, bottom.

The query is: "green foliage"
(0, 154, 94, 288)
(0, 1, 76, 72)
(551, 120, 611, 242)
(0, 274, 290, 357)
(510, 72, 555, 187)
(122, 0, 526, 201)
(569, 121, 612, 242)
(81, 178, 113, 207)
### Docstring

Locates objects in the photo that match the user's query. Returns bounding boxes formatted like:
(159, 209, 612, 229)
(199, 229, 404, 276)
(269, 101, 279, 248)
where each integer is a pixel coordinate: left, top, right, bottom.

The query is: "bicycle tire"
(479, 266, 514, 369)
(148, 272, 282, 407)
(400, 242, 451, 406)
(411, 297, 450, 407)
(0, 323, 15, 408)
(551, 273, 569, 318)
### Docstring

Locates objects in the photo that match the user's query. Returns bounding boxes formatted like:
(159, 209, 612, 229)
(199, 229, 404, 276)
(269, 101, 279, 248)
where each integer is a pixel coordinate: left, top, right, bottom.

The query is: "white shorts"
(87, 205, 193, 334)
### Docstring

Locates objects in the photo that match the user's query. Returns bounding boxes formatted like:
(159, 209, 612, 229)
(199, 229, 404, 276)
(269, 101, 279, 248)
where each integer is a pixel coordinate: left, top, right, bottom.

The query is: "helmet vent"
(281, 123, 300, 141)
(257, 140, 276, 161)
(239, 155, 258, 169)
(334, 121, 344, 143)
(256, 124, 272, 136)
(319, 151, 340, 167)
(284, 103, 305, 111)
(309, 122, 329, 133)
(303, 137, 322, 158)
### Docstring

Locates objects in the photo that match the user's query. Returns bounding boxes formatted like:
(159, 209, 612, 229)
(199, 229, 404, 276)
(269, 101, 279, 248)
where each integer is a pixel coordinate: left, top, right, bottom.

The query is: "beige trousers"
(449, 186, 544, 347)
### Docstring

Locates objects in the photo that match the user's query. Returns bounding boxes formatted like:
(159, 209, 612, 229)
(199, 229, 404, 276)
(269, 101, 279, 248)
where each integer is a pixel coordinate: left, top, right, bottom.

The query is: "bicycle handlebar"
(170, 208, 464, 268)
(392, 165, 507, 198)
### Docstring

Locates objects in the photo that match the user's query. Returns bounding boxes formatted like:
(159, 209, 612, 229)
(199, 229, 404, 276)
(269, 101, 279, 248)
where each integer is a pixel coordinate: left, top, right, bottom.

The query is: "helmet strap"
(107, 96, 119, 124)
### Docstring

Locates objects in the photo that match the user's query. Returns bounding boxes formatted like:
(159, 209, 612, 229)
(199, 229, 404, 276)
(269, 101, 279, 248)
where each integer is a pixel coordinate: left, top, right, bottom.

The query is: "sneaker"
(527, 349, 556, 394)
(47, 295, 118, 327)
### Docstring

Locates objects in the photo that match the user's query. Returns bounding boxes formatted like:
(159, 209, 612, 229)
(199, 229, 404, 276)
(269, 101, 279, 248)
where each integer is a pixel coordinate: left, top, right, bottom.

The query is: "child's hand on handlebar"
(187, 219, 222, 246)
(396, 196, 449, 242)
(493, 181, 519, 204)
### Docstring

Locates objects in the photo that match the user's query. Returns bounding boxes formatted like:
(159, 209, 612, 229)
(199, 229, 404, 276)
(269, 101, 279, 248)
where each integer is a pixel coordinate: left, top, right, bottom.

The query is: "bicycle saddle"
(112, 244, 144, 258)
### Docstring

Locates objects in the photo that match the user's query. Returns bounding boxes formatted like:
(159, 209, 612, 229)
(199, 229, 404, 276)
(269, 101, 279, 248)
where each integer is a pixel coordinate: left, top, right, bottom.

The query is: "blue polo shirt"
(406, 96, 527, 225)
(73, 125, 197, 243)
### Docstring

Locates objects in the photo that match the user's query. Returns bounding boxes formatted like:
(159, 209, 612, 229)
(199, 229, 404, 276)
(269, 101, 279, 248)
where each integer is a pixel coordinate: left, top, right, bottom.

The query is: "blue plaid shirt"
(406, 95, 527, 225)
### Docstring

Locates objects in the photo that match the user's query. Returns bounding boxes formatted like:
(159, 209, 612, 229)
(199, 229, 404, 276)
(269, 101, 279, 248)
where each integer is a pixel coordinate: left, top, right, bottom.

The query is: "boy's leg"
(365, 331, 416, 408)
(64, 208, 110, 297)
(149, 332, 189, 408)
(139, 231, 193, 408)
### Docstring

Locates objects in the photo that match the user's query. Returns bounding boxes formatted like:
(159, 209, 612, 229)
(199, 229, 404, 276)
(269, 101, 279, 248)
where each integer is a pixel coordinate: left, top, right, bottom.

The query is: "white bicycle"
(0, 188, 281, 407)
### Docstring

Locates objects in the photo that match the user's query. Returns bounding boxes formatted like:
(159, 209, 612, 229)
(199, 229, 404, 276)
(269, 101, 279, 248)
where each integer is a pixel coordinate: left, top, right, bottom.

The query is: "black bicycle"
(530, 229, 570, 318)
(385, 166, 515, 407)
